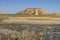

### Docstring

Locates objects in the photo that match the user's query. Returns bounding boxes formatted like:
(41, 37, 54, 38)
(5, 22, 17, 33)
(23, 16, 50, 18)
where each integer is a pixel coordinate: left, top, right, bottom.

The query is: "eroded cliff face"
(17, 8, 49, 15)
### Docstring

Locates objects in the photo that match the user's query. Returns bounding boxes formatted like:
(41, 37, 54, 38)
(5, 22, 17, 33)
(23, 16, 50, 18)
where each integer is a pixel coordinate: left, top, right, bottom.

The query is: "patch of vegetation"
(3, 13, 60, 18)
(0, 24, 60, 40)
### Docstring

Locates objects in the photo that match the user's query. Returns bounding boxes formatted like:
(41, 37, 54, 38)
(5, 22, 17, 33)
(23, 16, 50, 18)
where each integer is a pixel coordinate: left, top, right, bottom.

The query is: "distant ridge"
(0, 11, 6, 14)
(17, 8, 49, 15)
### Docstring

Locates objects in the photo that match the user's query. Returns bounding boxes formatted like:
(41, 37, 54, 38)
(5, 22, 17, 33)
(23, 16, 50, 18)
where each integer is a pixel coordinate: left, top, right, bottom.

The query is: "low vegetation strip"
(9, 17, 60, 20)
(0, 28, 44, 40)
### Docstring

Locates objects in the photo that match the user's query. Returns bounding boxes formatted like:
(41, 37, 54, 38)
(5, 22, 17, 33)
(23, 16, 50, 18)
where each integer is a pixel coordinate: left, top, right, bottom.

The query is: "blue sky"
(0, 0, 60, 14)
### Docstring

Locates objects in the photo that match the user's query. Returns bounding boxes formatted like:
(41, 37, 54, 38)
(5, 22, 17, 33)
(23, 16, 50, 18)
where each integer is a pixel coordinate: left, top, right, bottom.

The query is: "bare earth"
(1, 17, 60, 24)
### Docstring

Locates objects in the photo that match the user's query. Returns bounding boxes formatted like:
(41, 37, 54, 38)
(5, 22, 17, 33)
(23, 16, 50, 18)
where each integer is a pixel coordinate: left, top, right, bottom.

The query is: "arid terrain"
(0, 8, 60, 40)
(0, 8, 60, 24)
(0, 24, 60, 40)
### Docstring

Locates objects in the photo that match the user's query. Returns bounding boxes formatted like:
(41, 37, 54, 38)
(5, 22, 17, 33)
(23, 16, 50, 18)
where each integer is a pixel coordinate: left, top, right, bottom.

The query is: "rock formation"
(17, 8, 49, 15)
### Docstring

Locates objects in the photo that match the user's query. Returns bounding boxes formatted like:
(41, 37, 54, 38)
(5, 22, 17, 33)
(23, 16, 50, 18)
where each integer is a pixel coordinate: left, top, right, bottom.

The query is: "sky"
(0, 0, 60, 14)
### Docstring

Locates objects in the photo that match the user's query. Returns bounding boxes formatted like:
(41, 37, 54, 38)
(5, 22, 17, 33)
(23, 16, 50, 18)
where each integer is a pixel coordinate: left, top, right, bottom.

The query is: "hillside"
(2, 8, 59, 17)
(0, 11, 6, 14)
(16, 8, 57, 17)
(17, 8, 49, 15)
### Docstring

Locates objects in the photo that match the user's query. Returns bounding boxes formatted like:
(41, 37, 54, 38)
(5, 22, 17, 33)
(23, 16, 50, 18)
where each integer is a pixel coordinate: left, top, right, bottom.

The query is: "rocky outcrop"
(17, 8, 49, 15)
